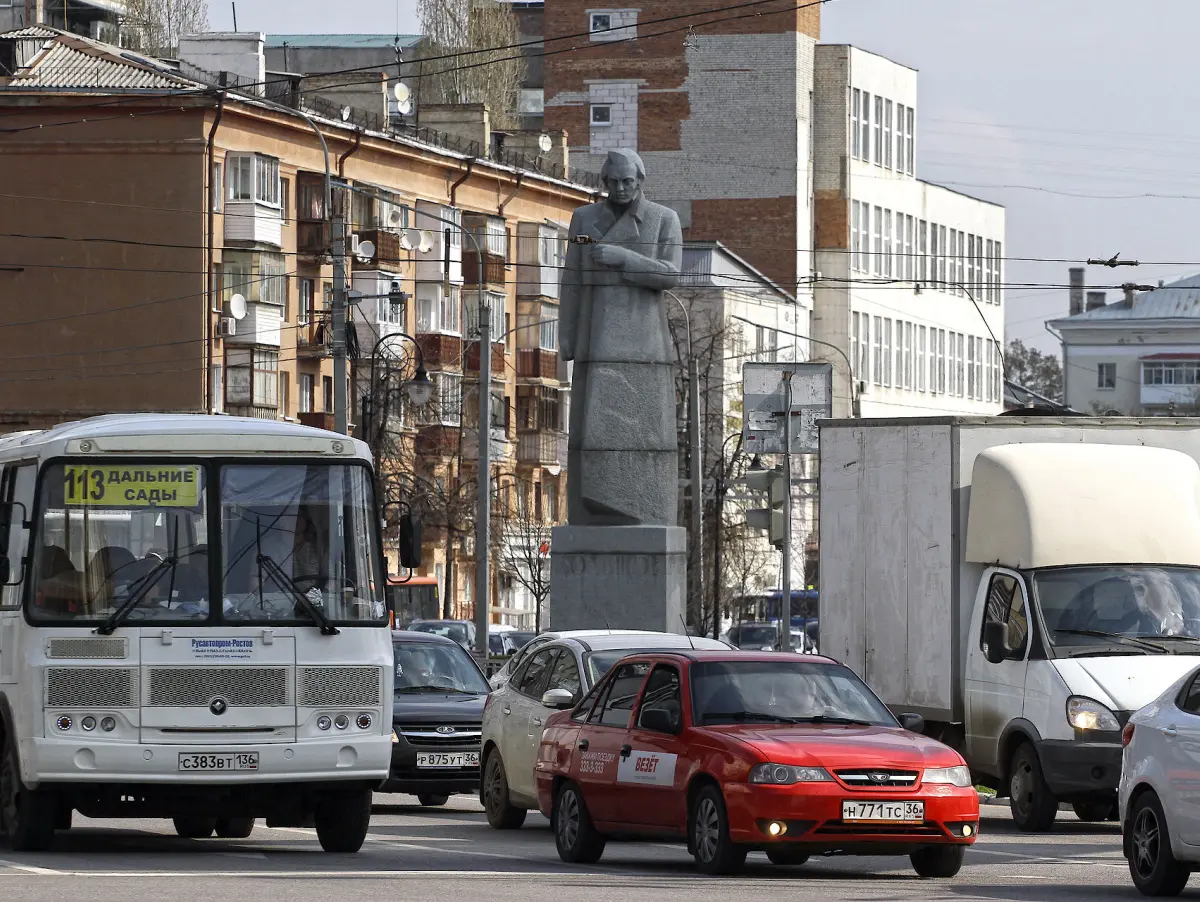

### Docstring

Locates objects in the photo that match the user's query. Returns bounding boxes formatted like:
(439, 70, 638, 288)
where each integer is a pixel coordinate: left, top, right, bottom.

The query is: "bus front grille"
(146, 667, 290, 707)
(46, 667, 138, 707)
(46, 638, 127, 659)
(298, 666, 381, 707)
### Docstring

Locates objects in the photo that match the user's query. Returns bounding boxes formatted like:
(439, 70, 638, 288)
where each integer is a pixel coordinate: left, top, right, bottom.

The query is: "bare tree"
(120, 0, 209, 56)
(415, 0, 525, 130)
(492, 478, 551, 632)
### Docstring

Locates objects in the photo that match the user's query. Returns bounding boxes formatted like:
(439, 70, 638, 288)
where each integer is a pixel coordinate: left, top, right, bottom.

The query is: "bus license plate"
(416, 752, 479, 769)
(842, 800, 923, 823)
(178, 752, 259, 772)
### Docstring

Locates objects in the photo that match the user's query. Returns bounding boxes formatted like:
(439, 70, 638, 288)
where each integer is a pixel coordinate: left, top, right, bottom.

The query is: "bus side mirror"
(399, 514, 422, 569)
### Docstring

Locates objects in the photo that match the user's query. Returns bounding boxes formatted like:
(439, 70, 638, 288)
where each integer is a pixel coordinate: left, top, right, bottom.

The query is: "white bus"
(0, 415, 400, 852)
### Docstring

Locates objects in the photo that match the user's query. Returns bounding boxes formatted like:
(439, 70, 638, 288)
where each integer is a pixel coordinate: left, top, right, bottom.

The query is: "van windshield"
(1034, 566, 1200, 649)
(29, 460, 385, 626)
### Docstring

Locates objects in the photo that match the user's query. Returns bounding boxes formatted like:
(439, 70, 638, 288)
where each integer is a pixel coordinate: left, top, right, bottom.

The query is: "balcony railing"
(517, 431, 567, 466)
(462, 250, 506, 287)
(517, 348, 558, 380)
(415, 425, 462, 457)
(298, 411, 335, 431)
(465, 342, 506, 373)
(297, 220, 330, 256)
(416, 333, 464, 369)
(353, 228, 404, 269)
(296, 321, 329, 357)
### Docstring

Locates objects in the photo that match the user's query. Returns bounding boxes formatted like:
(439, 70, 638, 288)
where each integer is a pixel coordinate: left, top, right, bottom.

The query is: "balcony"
(415, 425, 463, 457)
(416, 333, 464, 369)
(517, 431, 567, 467)
(296, 322, 329, 357)
(462, 250, 506, 287)
(1140, 383, 1198, 409)
(463, 427, 510, 461)
(223, 302, 282, 348)
(297, 220, 330, 257)
(353, 229, 404, 270)
(465, 342, 506, 373)
(298, 411, 335, 431)
(226, 405, 279, 420)
(517, 348, 558, 381)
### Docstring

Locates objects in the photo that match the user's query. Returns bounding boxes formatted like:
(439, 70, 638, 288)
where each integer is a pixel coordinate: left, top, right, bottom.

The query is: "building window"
(918, 326, 927, 392)
(872, 206, 882, 276)
(893, 211, 903, 278)
(860, 203, 870, 273)
(883, 210, 892, 277)
(226, 348, 279, 408)
(851, 201, 861, 271)
(993, 241, 1002, 301)
(851, 312, 860, 380)
(299, 374, 314, 413)
(466, 292, 506, 341)
(591, 104, 612, 126)
(851, 89, 861, 159)
(883, 319, 893, 387)
(883, 100, 893, 169)
(590, 12, 611, 33)
(955, 231, 965, 293)
(432, 372, 463, 427)
(938, 329, 947, 394)
(903, 321, 913, 389)
(1097, 363, 1116, 390)
(872, 316, 883, 386)
(905, 106, 915, 175)
(895, 104, 905, 172)
(966, 235, 976, 292)
(540, 315, 558, 351)
(212, 161, 223, 213)
(223, 251, 286, 308)
(861, 92, 872, 163)
(323, 376, 333, 412)
(904, 214, 914, 282)
(417, 286, 462, 335)
(984, 239, 994, 302)
(873, 95, 883, 165)
(227, 153, 281, 207)
(975, 337, 984, 400)
(299, 279, 315, 325)
(928, 222, 937, 286)
(280, 178, 290, 224)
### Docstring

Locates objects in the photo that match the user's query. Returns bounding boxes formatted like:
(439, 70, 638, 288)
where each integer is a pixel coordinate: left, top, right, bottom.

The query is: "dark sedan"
(381, 631, 490, 806)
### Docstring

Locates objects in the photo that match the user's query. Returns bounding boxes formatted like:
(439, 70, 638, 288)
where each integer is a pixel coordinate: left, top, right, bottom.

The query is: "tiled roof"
(3, 26, 59, 39)
(1051, 273, 1200, 325)
(1, 29, 199, 90)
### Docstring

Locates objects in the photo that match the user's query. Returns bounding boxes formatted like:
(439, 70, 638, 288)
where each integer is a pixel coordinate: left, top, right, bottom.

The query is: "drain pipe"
(496, 171, 523, 217)
(338, 129, 363, 176)
(449, 159, 474, 208)
(205, 90, 227, 414)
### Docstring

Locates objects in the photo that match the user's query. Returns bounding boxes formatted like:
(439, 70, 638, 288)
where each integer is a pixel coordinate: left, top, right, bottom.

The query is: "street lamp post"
(712, 431, 744, 640)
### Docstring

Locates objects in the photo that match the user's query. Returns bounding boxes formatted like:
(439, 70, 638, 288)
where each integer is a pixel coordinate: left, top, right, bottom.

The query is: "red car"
(534, 650, 979, 877)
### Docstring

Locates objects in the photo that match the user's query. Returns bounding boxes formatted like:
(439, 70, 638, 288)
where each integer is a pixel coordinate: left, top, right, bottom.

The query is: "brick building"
(0, 26, 595, 625)
(542, 0, 820, 297)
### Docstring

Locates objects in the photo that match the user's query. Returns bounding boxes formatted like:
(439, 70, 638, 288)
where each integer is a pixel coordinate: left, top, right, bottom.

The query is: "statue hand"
(593, 244, 629, 268)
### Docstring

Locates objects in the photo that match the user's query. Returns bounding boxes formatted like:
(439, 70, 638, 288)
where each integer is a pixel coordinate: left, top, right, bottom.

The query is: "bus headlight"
(100, 716, 116, 732)
(356, 713, 373, 730)
(81, 716, 97, 732)
(55, 715, 72, 731)
(317, 715, 332, 731)
(334, 714, 349, 730)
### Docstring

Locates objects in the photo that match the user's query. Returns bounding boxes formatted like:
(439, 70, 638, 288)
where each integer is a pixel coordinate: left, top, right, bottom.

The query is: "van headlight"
(1067, 696, 1120, 732)
(923, 765, 972, 787)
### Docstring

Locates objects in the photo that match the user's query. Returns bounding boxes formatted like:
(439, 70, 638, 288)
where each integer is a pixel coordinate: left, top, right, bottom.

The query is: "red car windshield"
(690, 660, 897, 727)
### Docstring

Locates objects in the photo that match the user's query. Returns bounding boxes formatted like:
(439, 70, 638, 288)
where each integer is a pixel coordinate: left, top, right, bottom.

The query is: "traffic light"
(745, 466, 786, 548)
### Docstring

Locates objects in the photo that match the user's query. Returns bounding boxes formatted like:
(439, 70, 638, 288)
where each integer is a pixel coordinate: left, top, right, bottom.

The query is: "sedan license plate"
(842, 800, 923, 823)
(416, 752, 480, 769)
(178, 752, 259, 772)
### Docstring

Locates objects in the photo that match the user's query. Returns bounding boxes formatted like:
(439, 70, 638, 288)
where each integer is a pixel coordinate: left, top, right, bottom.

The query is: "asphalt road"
(0, 796, 1152, 902)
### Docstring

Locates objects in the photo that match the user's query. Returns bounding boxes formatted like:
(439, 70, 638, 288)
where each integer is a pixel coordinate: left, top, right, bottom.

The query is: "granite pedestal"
(548, 525, 687, 634)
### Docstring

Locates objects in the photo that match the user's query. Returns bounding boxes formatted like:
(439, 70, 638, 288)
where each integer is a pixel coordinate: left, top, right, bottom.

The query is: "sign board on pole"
(741, 362, 833, 454)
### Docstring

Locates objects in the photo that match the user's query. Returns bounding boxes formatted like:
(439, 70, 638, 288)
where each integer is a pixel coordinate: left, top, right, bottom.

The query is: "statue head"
(600, 149, 645, 210)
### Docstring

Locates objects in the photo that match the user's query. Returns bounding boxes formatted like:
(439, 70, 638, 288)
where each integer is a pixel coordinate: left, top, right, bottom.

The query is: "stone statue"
(559, 149, 683, 527)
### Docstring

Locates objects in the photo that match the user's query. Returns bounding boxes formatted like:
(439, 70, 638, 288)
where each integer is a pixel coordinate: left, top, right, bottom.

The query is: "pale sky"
(211, 0, 1200, 355)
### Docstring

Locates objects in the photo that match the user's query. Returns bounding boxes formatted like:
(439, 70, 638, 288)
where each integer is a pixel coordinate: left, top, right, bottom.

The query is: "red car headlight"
(749, 764, 832, 785)
(922, 765, 972, 787)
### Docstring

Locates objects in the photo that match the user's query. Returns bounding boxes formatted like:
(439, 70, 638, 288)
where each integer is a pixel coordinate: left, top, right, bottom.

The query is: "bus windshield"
(29, 460, 385, 627)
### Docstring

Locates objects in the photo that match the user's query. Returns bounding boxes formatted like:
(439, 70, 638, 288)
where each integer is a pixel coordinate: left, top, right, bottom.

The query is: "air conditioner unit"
(218, 317, 237, 337)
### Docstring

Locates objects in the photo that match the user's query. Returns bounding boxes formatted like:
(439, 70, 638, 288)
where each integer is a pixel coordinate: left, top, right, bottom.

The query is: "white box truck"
(819, 416, 1200, 832)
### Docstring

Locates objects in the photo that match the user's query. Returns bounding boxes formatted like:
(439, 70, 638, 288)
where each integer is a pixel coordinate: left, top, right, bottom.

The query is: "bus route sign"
(63, 465, 201, 508)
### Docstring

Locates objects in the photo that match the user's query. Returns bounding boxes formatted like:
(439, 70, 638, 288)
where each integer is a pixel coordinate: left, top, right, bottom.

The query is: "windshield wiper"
(704, 711, 800, 724)
(395, 685, 476, 694)
(255, 519, 339, 636)
(96, 521, 182, 635)
(1055, 629, 1167, 653)
(793, 715, 876, 726)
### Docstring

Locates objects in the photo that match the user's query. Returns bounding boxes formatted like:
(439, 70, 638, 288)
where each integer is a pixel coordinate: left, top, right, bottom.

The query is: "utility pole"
(332, 212, 349, 435)
(780, 372, 793, 653)
(687, 356, 703, 632)
(474, 288, 491, 662)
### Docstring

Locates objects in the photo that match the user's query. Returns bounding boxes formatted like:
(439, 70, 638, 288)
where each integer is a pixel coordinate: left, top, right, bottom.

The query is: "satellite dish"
(340, 106, 352, 122)
(388, 208, 405, 228)
(397, 98, 412, 116)
(393, 82, 410, 103)
(418, 230, 433, 253)
(357, 239, 376, 260)
(538, 133, 553, 153)
(399, 230, 414, 251)
(228, 293, 247, 320)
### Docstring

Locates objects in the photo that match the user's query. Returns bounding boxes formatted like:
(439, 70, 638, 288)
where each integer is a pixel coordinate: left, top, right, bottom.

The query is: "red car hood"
(697, 724, 960, 768)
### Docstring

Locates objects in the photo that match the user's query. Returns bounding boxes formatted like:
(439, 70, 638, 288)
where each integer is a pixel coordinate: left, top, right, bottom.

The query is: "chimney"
(1123, 283, 1137, 305)
(1086, 290, 1106, 311)
(178, 32, 266, 94)
(1069, 267, 1085, 316)
(417, 104, 491, 154)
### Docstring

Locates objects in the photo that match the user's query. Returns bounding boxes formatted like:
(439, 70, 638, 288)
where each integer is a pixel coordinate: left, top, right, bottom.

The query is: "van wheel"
(313, 788, 371, 853)
(1128, 791, 1189, 896)
(1009, 743, 1057, 832)
(690, 784, 747, 875)
(553, 781, 605, 864)
(215, 817, 255, 839)
(0, 739, 56, 851)
(1073, 796, 1116, 822)
(910, 845, 966, 878)
(173, 817, 217, 839)
(482, 751, 526, 830)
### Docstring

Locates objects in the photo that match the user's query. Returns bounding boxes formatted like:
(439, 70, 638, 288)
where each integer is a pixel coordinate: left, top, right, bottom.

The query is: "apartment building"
(1050, 272, 1200, 416)
(812, 45, 1005, 417)
(0, 26, 594, 622)
(542, 0, 820, 297)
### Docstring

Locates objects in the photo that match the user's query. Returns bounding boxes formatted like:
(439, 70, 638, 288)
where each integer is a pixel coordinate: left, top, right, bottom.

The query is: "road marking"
(0, 859, 62, 875)
(971, 848, 1126, 869)
(267, 825, 538, 860)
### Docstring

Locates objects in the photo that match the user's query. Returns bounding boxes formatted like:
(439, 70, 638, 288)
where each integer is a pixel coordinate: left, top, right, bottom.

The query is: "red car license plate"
(841, 800, 924, 822)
